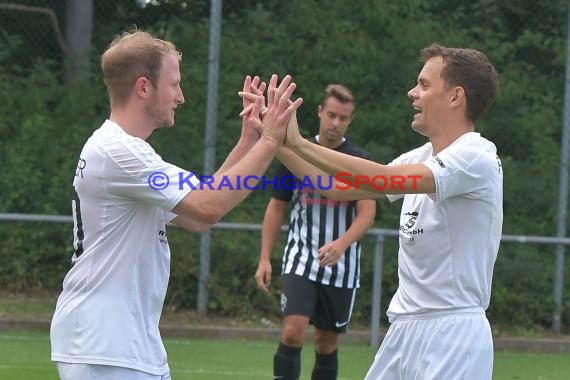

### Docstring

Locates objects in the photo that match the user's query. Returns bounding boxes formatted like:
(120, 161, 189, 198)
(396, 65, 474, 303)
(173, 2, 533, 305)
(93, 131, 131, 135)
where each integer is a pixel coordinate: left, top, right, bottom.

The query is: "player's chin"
(411, 122, 429, 137)
(159, 118, 176, 128)
(411, 120, 419, 130)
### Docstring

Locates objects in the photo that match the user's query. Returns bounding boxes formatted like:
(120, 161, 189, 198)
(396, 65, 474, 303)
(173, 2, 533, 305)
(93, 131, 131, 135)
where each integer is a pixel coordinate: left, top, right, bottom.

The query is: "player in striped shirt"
(255, 85, 377, 380)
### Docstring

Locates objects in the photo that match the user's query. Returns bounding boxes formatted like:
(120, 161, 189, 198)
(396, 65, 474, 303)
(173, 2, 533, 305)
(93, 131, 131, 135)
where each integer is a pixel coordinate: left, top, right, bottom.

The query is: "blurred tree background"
(0, 0, 569, 333)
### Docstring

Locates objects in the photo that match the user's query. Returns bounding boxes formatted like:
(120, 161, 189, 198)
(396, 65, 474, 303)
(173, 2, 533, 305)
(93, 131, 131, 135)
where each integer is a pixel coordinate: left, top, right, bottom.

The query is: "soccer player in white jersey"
(49, 31, 302, 380)
(255, 85, 376, 380)
(242, 43, 502, 380)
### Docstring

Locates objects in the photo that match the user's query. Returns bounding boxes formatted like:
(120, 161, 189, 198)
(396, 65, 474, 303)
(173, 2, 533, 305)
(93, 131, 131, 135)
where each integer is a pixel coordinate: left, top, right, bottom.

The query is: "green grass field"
(1, 331, 570, 380)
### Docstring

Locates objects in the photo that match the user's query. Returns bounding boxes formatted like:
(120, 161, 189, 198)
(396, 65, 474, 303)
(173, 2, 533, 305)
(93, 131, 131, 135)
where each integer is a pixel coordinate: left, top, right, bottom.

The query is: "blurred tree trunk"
(64, 0, 93, 85)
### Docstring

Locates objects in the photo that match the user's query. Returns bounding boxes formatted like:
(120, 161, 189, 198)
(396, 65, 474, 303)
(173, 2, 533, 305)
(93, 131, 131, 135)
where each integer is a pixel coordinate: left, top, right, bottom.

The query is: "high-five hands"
(285, 109, 302, 148)
(239, 75, 266, 139)
(239, 74, 303, 145)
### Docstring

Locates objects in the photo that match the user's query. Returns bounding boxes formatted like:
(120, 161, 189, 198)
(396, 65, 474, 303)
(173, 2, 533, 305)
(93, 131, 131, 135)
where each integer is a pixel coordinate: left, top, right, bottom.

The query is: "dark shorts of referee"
(280, 273, 357, 333)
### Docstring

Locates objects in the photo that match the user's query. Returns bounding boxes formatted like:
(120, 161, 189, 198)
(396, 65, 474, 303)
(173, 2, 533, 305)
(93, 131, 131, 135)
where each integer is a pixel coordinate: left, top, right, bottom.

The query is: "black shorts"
(280, 273, 357, 333)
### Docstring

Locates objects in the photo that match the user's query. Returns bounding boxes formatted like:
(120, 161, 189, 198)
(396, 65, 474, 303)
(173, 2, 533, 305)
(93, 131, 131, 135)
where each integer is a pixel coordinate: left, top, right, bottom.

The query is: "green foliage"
(489, 245, 556, 330)
(0, 0, 569, 332)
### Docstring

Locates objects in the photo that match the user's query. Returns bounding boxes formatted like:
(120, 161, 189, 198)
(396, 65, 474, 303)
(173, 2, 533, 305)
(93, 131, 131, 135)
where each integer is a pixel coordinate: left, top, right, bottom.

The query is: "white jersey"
(50, 120, 199, 375)
(386, 132, 503, 320)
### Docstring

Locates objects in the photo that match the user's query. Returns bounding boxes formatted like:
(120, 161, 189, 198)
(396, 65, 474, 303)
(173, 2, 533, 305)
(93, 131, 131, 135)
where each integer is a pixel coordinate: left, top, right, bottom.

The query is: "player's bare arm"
(170, 215, 212, 233)
(255, 198, 288, 292)
(173, 75, 302, 224)
(285, 113, 436, 195)
(215, 76, 267, 175)
(237, 92, 382, 201)
(276, 144, 380, 201)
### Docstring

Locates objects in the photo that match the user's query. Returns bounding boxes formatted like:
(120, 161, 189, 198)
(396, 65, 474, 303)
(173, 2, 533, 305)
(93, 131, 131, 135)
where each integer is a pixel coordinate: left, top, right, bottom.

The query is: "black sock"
(274, 341, 301, 380)
(311, 349, 338, 380)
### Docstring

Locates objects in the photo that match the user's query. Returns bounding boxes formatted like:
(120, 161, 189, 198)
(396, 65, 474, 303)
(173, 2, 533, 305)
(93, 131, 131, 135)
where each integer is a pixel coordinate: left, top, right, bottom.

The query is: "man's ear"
(450, 86, 465, 107)
(134, 76, 151, 99)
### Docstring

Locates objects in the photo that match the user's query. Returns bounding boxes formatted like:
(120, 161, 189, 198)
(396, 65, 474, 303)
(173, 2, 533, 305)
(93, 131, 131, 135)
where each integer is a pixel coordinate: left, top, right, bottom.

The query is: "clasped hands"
(238, 74, 304, 147)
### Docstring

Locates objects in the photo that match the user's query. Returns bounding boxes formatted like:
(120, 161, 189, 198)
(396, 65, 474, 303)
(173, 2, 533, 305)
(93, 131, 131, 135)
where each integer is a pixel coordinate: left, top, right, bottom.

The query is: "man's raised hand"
(239, 74, 302, 145)
(261, 74, 303, 145)
(285, 109, 303, 148)
(238, 75, 266, 138)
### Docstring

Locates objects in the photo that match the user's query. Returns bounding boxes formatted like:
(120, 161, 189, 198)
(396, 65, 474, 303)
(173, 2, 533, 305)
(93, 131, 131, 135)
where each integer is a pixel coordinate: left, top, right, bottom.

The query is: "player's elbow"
(191, 222, 213, 233)
(366, 215, 376, 229)
(194, 205, 225, 225)
(173, 196, 227, 225)
(172, 216, 214, 233)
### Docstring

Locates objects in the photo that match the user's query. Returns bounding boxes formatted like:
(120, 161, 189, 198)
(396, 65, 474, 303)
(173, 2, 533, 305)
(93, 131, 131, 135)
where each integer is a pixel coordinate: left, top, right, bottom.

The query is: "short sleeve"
(423, 147, 497, 203)
(103, 138, 200, 211)
(270, 163, 295, 202)
(164, 210, 177, 223)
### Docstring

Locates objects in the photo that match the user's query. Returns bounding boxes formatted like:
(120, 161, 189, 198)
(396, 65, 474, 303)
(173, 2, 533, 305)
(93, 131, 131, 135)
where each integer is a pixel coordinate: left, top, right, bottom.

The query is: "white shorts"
(56, 363, 171, 380)
(364, 307, 493, 380)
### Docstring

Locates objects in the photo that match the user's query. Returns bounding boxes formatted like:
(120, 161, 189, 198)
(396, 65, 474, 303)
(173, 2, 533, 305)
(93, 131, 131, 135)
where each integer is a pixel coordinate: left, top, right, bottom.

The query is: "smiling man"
(263, 43, 502, 380)
(49, 31, 302, 380)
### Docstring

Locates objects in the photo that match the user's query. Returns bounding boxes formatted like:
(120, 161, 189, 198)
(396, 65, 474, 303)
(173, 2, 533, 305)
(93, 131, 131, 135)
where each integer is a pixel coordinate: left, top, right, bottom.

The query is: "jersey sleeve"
(164, 210, 177, 223)
(270, 163, 295, 202)
(104, 138, 199, 212)
(423, 146, 498, 203)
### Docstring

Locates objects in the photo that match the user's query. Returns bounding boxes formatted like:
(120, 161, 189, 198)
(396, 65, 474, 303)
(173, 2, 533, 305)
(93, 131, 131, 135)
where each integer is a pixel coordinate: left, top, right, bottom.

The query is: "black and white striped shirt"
(272, 136, 371, 289)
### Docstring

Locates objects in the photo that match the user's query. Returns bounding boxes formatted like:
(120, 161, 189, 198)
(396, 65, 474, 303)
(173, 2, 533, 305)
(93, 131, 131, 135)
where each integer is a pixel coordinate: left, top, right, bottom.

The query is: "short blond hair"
(101, 31, 181, 107)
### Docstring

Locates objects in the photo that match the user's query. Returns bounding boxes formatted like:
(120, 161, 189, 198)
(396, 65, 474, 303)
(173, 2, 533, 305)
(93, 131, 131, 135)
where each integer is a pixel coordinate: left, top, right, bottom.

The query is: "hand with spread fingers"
(238, 75, 266, 139)
(285, 108, 303, 148)
(239, 74, 303, 145)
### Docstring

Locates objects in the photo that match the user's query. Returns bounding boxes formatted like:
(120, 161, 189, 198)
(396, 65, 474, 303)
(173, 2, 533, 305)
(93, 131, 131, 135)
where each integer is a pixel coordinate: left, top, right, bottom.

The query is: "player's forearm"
(259, 205, 287, 262)
(276, 146, 330, 187)
(291, 139, 432, 194)
(292, 138, 380, 182)
(337, 200, 376, 247)
(174, 138, 278, 224)
(260, 221, 281, 262)
(338, 216, 375, 247)
(209, 138, 277, 215)
(215, 124, 258, 175)
(171, 215, 212, 233)
(276, 146, 380, 200)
